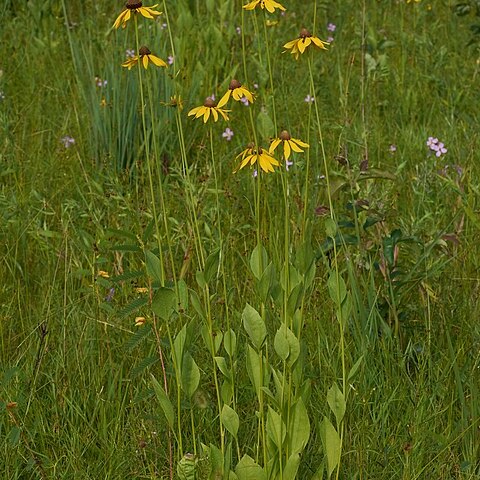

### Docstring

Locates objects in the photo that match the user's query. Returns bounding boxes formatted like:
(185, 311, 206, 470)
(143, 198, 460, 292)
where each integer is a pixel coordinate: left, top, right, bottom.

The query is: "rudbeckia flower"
(217, 79, 255, 108)
(283, 28, 329, 60)
(269, 130, 309, 160)
(113, 1, 162, 29)
(188, 97, 230, 123)
(122, 46, 168, 69)
(243, 0, 286, 13)
(235, 144, 280, 173)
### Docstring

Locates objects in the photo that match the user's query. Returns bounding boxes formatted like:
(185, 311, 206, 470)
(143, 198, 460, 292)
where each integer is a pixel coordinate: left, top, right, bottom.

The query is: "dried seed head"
(126, 0, 142, 9)
(139, 46, 151, 56)
(279, 130, 291, 141)
(204, 97, 216, 108)
(229, 79, 242, 90)
(299, 28, 312, 38)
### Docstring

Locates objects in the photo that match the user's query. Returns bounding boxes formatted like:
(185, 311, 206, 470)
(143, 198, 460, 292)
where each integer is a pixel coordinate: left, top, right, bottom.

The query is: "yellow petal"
(269, 138, 281, 154)
(284, 140, 291, 160)
(311, 36, 329, 50)
(292, 137, 309, 148)
(218, 108, 230, 121)
(243, 1, 259, 10)
(211, 108, 219, 122)
(139, 7, 154, 19)
(188, 106, 202, 117)
(289, 140, 304, 154)
(142, 55, 149, 69)
(195, 106, 207, 119)
(143, 6, 162, 16)
(217, 90, 231, 108)
(149, 54, 167, 67)
(113, 10, 128, 29)
(298, 38, 310, 54)
(203, 108, 211, 123)
(283, 39, 299, 50)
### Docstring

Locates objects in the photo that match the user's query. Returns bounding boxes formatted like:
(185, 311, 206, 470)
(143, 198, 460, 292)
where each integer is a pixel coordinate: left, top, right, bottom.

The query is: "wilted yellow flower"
(188, 97, 230, 123)
(269, 130, 309, 160)
(113, 1, 162, 29)
(135, 316, 146, 327)
(217, 79, 255, 108)
(122, 46, 167, 69)
(98, 270, 110, 278)
(135, 287, 149, 293)
(284, 28, 329, 60)
(235, 144, 280, 173)
(243, 0, 286, 13)
(161, 95, 184, 110)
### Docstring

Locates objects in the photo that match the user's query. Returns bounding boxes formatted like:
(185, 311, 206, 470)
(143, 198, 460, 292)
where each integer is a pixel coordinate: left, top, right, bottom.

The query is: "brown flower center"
(299, 28, 312, 39)
(139, 46, 151, 56)
(279, 130, 291, 141)
(229, 79, 242, 90)
(204, 97, 217, 108)
(126, 0, 142, 9)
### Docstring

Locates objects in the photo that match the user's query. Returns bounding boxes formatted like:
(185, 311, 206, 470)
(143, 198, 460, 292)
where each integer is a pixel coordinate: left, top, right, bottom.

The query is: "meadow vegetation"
(1, 0, 480, 478)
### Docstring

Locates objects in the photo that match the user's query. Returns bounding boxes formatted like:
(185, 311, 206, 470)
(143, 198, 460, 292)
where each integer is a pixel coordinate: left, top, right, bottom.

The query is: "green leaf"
(224, 329, 237, 357)
(176, 279, 189, 312)
(117, 296, 149, 320)
(242, 304, 266, 350)
(320, 416, 341, 479)
(181, 352, 200, 398)
(173, 325, 187, 372)
(289, 398, 310, 454)
(151, 287, 176, 320)
(250, 243, 268, 280)
(246, 345, 262, 396)
(177, 453, 197, 480)
(145, 250, 163, 284)
(151, 375, 174, 429)
(273, 323, 300, 367)
(204, 248, 220, 284)
(283, 453, 300, 480)
(327, 273, 347, 306)
(256, 110, 275, 141)
(325, 218, 337, 238)
(215, 356, 231, 378)
(221, 404, 239, 438)
(327, 383, 346, 426)
(235, 454, 267, 480)
(266, 407, 286, 450)
(347, 355, 364, 381)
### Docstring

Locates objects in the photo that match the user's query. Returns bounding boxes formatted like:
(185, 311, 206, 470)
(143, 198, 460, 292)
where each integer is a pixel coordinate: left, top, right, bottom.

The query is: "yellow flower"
(122, 46, 168, 69)
(235, 144, 280, 173)
(243, 0, 286, 13)
(97, 270, 110, 278)
(135, 316, 146, 327)
(113, 1, 162, 29)
(269, 130, 309, 160)
(283, 28, 329, 60)
(217, 79, 255, 108)
(188, 97, 230, 123)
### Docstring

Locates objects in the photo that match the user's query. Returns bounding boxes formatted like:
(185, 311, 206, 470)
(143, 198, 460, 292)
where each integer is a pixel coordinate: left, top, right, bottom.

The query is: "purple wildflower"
(222, 127, 234, 141)
(60, 136, 75, 148)
(285, 159, 293, 171)
(125, 49, 135, 58)
(327, 23, 336, 32)
(167, 55, 174, 65)
(304, 94, 315, 104)
(240, 96, 250, 106)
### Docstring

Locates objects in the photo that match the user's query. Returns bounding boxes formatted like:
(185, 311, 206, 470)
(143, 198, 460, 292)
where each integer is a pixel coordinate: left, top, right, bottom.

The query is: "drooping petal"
(284, 39, 299, 50)
(142, 6, 162, 17)
(211, 108, 219, 122)
(142, 55, 149, 69)
(298, 37, 310, 54)
(217, 90, 231, 108)
(113, 9, 129, 29)
(269, 138, 281, 154)
(284, 140, 291, 160)
(149, 54, 167, 67)
(121, 57, 138, 70)
(243, 0, 260, 10)
(292, 137, 309, 148)
(139, 7, 155, 19)
(203, 108, 211, 123)
(195, 106, 207, 119)
(217, 108, 230, 121)
(311, 36, 329, 50)
(240, 87, 254, 103)
(289, 140, 304, 154)
(188, 106, 203, 117)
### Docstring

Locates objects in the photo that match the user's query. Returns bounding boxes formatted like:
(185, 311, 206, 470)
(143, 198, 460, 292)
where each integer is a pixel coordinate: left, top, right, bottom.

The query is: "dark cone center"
(204, 97, 216, 108)
(229, 79, 242, 90)
(279, 130, 291, 141)
(126, 0, 143, 9)
(299, 28, 312, 38)
(139, 46, 151, 56)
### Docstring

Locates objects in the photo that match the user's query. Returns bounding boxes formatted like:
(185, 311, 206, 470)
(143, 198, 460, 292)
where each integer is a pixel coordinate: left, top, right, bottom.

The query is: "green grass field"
(1, 0, 480, 478)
